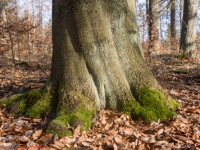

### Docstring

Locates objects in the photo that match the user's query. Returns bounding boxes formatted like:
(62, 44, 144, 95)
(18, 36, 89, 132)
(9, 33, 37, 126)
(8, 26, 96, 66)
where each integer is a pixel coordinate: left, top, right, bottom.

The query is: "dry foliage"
(0, 58, 50, 99)
(0, 56, 200, 149)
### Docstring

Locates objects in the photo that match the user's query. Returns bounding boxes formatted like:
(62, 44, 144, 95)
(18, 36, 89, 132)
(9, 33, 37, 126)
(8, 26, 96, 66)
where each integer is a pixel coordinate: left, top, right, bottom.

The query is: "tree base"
(47, 91, 97, 137)
(123, 87, 179, 121)
(0, 84, 179, 137)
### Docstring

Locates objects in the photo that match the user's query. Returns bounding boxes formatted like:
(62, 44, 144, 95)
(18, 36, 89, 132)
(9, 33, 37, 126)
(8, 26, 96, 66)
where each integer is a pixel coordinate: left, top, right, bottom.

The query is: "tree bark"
(170, 0, 176, 51)
(171, 0, 176, 38)
(180, 0, 199, 58)
(48, 0, 178, 136)
(0, 2, 3, 19)
(148, 0, 159, 53)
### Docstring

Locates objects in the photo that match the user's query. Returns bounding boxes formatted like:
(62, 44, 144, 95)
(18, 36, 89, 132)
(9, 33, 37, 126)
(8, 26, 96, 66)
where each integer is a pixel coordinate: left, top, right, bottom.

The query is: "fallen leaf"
(114, 136, 122, 144)
(50, 144, 61, 150)
(32, 130, 43, 140)
(141, 136, 156, 143)
(73, 125, 81, 138)
(54, 141, 65, 148)
(17, 135, 29, 142)
(40, 134, 53, 143)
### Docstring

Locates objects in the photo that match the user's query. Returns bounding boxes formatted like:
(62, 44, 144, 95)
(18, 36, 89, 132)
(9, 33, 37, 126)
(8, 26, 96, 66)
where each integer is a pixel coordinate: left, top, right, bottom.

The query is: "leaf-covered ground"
(0, 55, 200, 150)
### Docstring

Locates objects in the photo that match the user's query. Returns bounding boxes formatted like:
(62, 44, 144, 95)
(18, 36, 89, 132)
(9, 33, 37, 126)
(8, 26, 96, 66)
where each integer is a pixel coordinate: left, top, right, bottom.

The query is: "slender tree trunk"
(38, 0, 43, 32)
(171, 0, 176, 38)
(171, 0, 176, 51)
(47, 0, 178, 136)
(180, 0, 199, 58)
(146, 0, 152, 62)
(148, 0, 159, 54)
(180, 0, 183, 34)
(14, 0, 21, 61)
(0, 2, 3, 19)
(4, 6, 15, 64)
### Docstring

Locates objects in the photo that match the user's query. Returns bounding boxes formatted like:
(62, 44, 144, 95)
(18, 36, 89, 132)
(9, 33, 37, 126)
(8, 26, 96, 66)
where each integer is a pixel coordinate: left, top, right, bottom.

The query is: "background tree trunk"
(171, 0, 176, 38)
(171, 0, 176, 51)
(180, 0, 199, 58)
(0, 2, 3, 18)
(148, 0, 159, 54)
(49, 0, 178, 136)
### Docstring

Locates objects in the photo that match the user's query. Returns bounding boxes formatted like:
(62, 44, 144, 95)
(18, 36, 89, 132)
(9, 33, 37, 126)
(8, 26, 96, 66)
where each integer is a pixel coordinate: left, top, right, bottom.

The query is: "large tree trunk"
(48, 0, 178, 136)
(148, 0, 159, 54)
(180, 0, 198, 58)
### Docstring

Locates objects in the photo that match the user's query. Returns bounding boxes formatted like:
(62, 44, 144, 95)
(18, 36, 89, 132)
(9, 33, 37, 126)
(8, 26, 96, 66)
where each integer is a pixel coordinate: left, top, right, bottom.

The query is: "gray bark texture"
(51, 0, 152, 111)
(49, 0, 177, 133)
(180, 0, 199, 58)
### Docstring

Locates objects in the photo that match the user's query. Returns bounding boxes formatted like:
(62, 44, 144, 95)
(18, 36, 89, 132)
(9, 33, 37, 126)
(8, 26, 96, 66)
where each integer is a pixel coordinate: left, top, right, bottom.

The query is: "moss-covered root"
(123, 87, 179, 121)
(47, 107, 96, 137)
(47, 93, 96, 137)
(0, 89, 53, 118)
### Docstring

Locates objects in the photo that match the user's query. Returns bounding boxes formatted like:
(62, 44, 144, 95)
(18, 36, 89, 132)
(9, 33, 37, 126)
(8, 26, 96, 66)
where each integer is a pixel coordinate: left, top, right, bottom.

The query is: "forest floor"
(0, 55, 200, 150)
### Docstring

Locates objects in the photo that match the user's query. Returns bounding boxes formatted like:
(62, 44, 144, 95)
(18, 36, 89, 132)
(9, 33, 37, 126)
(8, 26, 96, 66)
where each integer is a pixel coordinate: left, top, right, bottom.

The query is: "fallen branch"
(169, 70, 190, 74)
(37, 64, 48, 77)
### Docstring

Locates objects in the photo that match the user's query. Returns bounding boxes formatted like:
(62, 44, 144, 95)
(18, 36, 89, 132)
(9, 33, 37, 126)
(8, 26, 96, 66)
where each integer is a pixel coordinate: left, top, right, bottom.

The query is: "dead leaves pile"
(63, 109, 200, 150)
(0, 107, 200, 149)
(0, 108, 51, 149)
(0, 58, 50, 99)
(65, 109, 200, 149)
(0, 56, 200, 149)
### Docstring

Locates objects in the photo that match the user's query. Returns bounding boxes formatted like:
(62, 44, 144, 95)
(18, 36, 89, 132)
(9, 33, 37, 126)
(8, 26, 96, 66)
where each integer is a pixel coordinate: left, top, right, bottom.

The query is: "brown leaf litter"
(0, 56, 199, 149)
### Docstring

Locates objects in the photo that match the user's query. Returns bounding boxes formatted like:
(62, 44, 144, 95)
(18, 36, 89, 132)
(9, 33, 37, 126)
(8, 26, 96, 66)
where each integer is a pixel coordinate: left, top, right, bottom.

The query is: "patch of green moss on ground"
(47, 119, 72, 137)
(26, 90, 42, 106)
(0, 89, 53, 118)
(47, 107, 96, 137)
(171, 97, 179, 109)
(47, 93, 96, 137)
(58, 107, 95, 130)
(123, 87, 179, 121)
(24, 90, 52, 118)
(178, 53, 185, 60)
(0, 93, 27, 107)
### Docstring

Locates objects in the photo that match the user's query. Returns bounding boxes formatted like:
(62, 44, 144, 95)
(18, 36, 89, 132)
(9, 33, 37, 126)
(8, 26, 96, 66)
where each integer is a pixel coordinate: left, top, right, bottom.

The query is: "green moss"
(47, 119, 72, 137)
(27, 90, 42, 106)
(0, 89, 53, 118)
(178, 53, 185, 60)
(19, 99, 28, 112)
(47, 107, 96, 137)
(171, 98, 179, 109)
(0, 93, 27, 107)
(123, 87, 179, 121)
(57, 107, 95, 131)
(47, 93, 96, 137)
(24, 91, 52, 118)
(58, 82, 66, 93)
